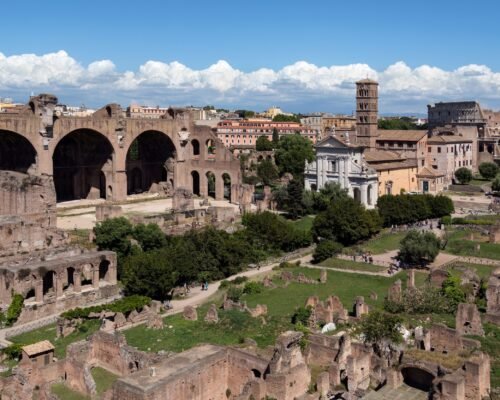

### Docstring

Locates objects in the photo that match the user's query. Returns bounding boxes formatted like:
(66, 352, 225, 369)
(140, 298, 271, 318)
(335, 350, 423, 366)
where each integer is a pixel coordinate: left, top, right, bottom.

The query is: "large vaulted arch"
(126, 130, 176, 195)
(0, 130, 37, 173)
(52, 129, 114, 202)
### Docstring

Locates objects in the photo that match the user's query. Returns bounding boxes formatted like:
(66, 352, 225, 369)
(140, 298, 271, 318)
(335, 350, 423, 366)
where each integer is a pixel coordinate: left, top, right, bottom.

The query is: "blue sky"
(1, 0, 499, 113)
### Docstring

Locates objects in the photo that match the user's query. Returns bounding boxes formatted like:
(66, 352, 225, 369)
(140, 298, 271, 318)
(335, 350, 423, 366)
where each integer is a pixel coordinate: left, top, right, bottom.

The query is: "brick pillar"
(55, 274, 63, 298)
(113, 170, 128, 202)
(74, 272, 81, 293)
(108, 264, 117, 285)
(200, 173, 208, 198)
(215, 176, 224, 200)
(93, 267, 100, 289)
(35, 280, 43, 302)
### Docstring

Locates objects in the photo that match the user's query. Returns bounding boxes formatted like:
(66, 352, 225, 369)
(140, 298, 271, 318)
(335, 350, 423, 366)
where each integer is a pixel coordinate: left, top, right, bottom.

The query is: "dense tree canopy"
(455, 167, 472, 184)
(478, 162, 499, 180)
(377, 194, 453, 226)
(398, 230, 440, 267)
(257, 159, 279, 185)
(312, 196, 381, 245)
(378, 117, 427, 130)
(359, 310, 403, 345)
(274, 134, 315, 178)
(255, 135, 273, 151)
(312, 240, 343, 264)
(272, 114, 301, 123)
(94, 217, 134, 259)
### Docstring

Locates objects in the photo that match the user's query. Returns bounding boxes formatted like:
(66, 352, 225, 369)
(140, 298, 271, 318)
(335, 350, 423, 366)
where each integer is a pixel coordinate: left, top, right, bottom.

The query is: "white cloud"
(1, 51, 500, 112)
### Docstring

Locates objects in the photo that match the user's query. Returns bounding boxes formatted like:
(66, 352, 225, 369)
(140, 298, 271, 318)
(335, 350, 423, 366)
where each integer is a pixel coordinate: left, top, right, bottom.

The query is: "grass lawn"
(91, 366, 119, 394)
(9, 319, 100, 359)
(445, 262, 497, 280)
(292, 215, 315, 233)
(318, 257, 387, 273)
(356, 231, 406, 254)
(445, 228, 500, 260)
(51, 383, 89, 400)
(125, 267, 410, 353)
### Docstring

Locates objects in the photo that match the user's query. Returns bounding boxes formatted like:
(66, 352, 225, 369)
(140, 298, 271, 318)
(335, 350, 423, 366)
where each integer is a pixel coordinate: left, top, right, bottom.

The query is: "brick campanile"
(355, 79, 379, 148)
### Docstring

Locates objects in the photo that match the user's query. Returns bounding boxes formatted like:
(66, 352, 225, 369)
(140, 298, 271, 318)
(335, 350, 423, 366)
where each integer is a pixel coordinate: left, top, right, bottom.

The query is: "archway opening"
(401, 367, 434, 392)
(353, 188, 361, 203)
(99, 259, 110, 282)
(126, 131, 176, 195)
(24, 288, 36, 301)
(0, 130, 37, 173)
(206, 139, 216, 158)
(42, 271, 56, 297)
(206, 171, 216, 199)
(191, 171, 200, 196)
(192, 140, 200, 157)
(64, 267, 75, 291)
(222, 173, 231, 200)
(53, 129, 114, 202)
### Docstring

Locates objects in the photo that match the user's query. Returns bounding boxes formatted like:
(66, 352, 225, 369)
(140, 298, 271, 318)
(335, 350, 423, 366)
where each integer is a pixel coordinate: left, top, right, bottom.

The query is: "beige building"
(21, 341, 55, 367)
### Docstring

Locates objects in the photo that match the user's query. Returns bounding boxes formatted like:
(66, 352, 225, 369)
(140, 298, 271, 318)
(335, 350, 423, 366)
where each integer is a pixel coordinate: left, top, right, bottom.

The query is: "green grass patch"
(318, 257, 386, 273)
(91, 366, 118, 394)
(292, 215, 315, 233)
(445, 262, 497, 281)
(357, 231, 406, 254)
(51, 383, 89, 400)
(9, 319, 100, 359)
(125, 267, 410, 354)
(445, 228, 500, 260)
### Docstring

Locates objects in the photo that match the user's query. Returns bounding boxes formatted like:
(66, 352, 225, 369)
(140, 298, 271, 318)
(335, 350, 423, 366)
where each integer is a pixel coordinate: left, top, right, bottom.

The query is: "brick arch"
(0, 129, 38, 173)
(52, 128, 115, 202)
(123, 129, 177, 158)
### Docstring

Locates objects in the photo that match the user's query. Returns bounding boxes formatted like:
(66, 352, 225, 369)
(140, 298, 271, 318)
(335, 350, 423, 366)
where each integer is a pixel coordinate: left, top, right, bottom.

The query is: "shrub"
(358, 310, 403, 345)
(312, 240, 343, 264)
(478, 162, 499, 180)
(61, 295, 151, 320)
(291, 306, 312, 325)
(455, 167, 472, 184)
(231, 276, 249, 285)
(442, 276, 466, 310)
(440, 215, 452, 225)
(227, 286, 243, 302)
(492, 177, 500, 192)
(2, 343, 23, 360)
(243, 281, 264, 295)
(6, 294, 24, 326)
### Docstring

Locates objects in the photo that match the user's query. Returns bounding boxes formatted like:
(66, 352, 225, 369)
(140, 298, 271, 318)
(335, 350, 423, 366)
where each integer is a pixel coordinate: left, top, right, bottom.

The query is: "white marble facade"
(304, 135, 378, 208)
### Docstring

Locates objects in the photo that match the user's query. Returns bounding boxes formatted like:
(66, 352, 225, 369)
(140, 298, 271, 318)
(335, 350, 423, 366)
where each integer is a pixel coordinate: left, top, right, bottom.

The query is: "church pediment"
(315, 136, 350, 149)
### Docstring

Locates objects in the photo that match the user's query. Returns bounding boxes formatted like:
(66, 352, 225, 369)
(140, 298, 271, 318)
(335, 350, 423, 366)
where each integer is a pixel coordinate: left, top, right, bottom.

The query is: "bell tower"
(356, 79, 379, 148)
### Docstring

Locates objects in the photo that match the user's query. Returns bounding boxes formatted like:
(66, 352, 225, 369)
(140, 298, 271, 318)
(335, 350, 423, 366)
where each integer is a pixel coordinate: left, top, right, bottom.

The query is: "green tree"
(359, 310, 403, 346)
(272, 128, 280, 146)
(312, 182, 349, 212)
(492, 177, 500, 192)
(272, 114, 300, 123)
(454, 167, 472, 184)
(274, 134, 315, 178)
(94, 217, 134, 259)
(441, 276, 466, 310)
(312, 240, 343, 264)
(133, 223, 167, 252)
(478, 162, 499, 180)
(235, 109, 255, 118)
(398, 230, 440, 267)
(122, 249, 176, 299)
(312, 196, 381, 245)
(286, 179, 305, 219)
(255, 135, 273, 151)
(257, 159, 279, 186)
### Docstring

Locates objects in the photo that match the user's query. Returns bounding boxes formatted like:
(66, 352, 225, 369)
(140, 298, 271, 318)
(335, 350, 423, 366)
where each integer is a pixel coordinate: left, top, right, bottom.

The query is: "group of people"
(352, 253, 374, 264)
(201, 281, 209, 291)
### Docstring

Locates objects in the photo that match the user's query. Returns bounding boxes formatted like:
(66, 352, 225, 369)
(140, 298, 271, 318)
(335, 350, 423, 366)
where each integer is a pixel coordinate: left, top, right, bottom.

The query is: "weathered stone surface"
(387, 279, 402, 302)
(456, 303, 484, 336)
(204, 304, 218, 323)
(183, 306, 198, 321)
(249, 304, 268, 318)
(320, 269, 327, 283)
(354, 296, 369, 318)
(147, 314, 164, 330)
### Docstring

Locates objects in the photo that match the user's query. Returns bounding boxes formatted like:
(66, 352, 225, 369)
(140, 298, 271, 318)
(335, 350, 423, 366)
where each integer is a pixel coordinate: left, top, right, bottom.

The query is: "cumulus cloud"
(0, 51, 500, 112)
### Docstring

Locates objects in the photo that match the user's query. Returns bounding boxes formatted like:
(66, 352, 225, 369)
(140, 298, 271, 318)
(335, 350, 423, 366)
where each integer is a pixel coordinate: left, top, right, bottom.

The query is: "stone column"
(316, 159, 322, 189)
(35, 280, 44, 302)
(200, 173, 208, 198)
(93, 267, 100, 289)
(108, 264, 118, 285)
(215, 175, 224, 200)
(113, 170, 127, 202)
(322, 157, 328, 187)
(338, 158, 344, 188)
(344, 157, 350, 189)
(360, 184, 368, 206)
(55, 274, 63, 298)
(74, 272, 81, 293)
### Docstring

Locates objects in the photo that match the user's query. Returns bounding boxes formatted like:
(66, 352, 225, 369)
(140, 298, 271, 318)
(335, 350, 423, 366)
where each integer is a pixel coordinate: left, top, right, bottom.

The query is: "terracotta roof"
(377, 130, 428, 142)
(367, 158, 418, 172)
(427, 135, 472, 144)
(363, 150, 401, 162)
(22, 340, 54, 356)
(417, 166, 445, 177)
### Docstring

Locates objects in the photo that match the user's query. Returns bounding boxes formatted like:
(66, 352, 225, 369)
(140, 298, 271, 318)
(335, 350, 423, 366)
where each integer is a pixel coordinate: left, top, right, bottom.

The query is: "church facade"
(304, 134, 378, 208)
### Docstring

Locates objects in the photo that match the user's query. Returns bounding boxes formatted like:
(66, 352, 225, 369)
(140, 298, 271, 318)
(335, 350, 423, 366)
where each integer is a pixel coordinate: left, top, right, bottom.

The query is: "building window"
(428, 147, 431, 153)
(438, 147, 441, 153)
